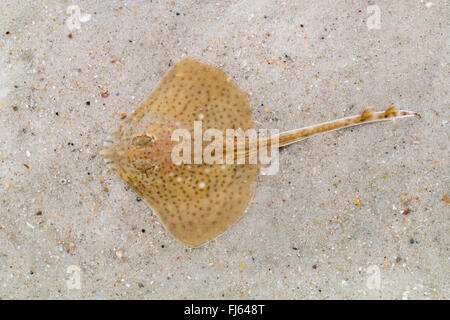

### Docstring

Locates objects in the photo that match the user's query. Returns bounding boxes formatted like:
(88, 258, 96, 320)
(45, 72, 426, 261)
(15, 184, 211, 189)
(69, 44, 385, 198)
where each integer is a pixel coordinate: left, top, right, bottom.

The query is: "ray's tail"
(277, 106, 421, 148)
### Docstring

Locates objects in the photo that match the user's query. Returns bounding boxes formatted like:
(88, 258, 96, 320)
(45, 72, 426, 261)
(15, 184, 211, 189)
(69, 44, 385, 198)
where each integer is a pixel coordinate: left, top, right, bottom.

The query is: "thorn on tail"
(360, 108, 375, 121)
(360, 106, 421, 122)
(384, 106, 399, 118)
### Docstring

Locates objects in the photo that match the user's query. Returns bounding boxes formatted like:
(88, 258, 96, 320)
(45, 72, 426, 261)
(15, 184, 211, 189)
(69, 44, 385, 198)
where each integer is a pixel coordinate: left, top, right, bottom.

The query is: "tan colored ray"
(102, 58, 258, 247)
(102, 58, 420, 248)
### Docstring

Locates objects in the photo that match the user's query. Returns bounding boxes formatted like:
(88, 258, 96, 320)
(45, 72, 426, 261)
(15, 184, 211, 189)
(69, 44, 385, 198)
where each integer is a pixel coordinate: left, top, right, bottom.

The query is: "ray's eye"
(132, 134, 155, 147)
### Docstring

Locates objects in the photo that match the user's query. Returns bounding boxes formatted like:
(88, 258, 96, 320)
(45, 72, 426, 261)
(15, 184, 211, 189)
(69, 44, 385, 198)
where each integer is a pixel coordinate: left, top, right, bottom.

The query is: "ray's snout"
(100, 138, 124, 162)
(100, 146, 115, 159)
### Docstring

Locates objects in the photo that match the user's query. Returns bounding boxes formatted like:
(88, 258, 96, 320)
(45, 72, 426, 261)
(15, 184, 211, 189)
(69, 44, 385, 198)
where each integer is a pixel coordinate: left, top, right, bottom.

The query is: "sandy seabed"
(0, 0, 448, 299)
